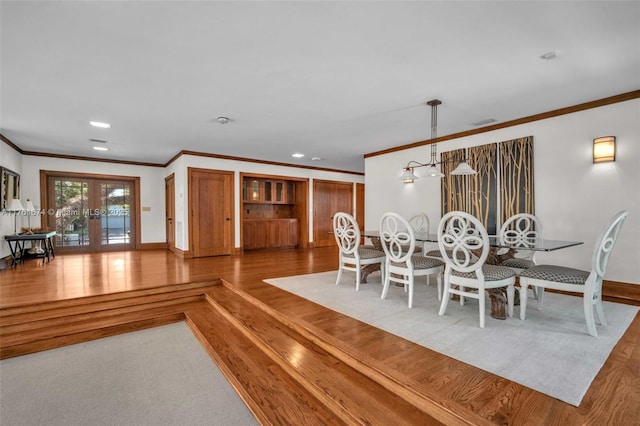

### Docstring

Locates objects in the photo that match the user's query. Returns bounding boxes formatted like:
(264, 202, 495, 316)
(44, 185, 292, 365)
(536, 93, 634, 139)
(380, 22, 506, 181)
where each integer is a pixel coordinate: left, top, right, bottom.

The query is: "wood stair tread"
(203, 284, 442, 425)
(185, 304, 344, 425)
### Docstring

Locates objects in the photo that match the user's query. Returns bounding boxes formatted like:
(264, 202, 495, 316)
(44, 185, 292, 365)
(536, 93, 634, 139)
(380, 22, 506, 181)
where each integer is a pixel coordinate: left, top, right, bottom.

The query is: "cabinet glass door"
(264, 181, 272, 202)
(275, 181, 284, 203)
(249, 180, 260, 201)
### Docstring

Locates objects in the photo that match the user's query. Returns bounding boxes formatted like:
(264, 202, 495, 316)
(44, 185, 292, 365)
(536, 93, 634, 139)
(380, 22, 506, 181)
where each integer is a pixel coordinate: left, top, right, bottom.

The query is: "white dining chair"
(499, 213, 543, 299)
(519, 210, 628, 337)
(499, 213, 543, 272)
(333, 212, 386, 290)
(437, 211, 516, 328)
(379, 212, 444, 308)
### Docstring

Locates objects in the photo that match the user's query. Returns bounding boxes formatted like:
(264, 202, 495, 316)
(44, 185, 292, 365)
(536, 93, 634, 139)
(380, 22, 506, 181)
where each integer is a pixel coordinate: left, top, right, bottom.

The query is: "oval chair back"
(379, 212, 444, 308)
(333, 212, 386, 290)
(437, 211, 516, 328)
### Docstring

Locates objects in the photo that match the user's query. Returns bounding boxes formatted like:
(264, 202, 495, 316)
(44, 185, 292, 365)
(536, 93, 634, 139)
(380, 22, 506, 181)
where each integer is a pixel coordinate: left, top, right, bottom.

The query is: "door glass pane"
(100, 182, 131, 245)
(53, 180, 89, 247)
(275, 182, 283, 202)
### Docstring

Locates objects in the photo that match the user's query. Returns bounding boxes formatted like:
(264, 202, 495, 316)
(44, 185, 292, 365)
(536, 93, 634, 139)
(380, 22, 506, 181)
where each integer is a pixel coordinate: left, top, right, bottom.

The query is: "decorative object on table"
(25, 217, 46, 254)
(333, 212, 386, 290)
(7, 198, 24, 234)
(519, 210, 628, 337)
(437, 211, 516, 328)
(593, 136, 616, 163)
(22, 198, 37, 234)
(399, 99, 476, 183)
(0, 167, 20, 211)
(379, 212, 444, 308)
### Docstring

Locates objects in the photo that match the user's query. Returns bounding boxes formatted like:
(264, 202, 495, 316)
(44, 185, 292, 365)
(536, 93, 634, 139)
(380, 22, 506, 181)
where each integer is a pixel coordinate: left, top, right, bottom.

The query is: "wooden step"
(218, 280, 494, 426)
(0, 281, 220, 359)
(201, 283, 444, 425)
(185, 303, 345, 425)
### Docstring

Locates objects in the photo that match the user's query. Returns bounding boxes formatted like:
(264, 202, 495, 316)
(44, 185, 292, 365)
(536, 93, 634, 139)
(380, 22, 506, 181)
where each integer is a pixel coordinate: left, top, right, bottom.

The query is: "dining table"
(361, 230, 583, 319)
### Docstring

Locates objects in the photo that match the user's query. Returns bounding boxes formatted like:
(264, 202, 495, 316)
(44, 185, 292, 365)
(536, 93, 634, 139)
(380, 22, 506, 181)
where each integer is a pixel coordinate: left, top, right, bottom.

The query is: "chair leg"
(356, 265, 361, 291)
(407, 275, 414, 308)
(336, 265, 343, 285)
(594, 293, 608, 326)
(506, 285, 514, 318)
(380, 269, 390, 300)
(479, 292, 486, 328)
(436, 274, 442, 301)
(438, 279, 451, 316)
(584, 294, 598, 337)
(460, 286, 465, 305)
(519, 283, 529, 320)
(537, 288, 545, 310)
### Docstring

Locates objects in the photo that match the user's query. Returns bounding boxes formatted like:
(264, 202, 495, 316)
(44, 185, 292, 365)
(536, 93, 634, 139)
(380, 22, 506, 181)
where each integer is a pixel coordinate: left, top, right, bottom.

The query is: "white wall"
(365, 99, 640, 285)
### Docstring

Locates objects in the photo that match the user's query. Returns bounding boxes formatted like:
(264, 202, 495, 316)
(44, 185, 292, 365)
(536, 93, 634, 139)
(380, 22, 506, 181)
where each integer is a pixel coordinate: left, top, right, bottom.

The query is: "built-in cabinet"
(242, 177, 299, 250)
(243, 218, 298, 250)
(242, 178, 295, 204)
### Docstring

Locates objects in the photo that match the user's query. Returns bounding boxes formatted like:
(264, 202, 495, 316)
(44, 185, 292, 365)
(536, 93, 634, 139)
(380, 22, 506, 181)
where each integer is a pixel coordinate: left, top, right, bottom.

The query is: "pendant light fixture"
(400, 99, 476, 183)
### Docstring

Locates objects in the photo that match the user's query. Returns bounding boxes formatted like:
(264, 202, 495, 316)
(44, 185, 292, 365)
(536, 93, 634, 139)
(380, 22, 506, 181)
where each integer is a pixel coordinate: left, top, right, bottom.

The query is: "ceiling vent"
(471, 118, 497, 126)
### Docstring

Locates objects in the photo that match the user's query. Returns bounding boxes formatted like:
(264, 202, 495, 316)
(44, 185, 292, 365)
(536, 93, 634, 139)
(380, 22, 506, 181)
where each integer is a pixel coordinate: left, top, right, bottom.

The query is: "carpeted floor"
(264, 270, 639, 406)
(0, 322, 257, 426)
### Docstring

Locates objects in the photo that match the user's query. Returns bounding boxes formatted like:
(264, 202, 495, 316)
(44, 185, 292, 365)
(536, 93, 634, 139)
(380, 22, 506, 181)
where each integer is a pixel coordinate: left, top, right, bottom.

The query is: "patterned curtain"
(468, 143, 498, 234)
(440, 136, 534, 235)
(499, 136, 535, 223)
(441, 149, 467, 215)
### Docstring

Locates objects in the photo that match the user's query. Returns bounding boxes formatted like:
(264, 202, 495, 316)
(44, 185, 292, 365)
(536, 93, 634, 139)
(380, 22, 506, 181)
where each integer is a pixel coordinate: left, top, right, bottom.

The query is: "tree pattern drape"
(468, 143, 498, 234)
(499, 136, 535, 224)
(441, 136, 534, 233)
(441, 149, 467, 214)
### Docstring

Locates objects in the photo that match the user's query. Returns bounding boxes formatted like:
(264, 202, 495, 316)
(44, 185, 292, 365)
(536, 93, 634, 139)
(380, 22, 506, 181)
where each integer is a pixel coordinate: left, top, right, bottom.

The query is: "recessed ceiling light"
(89, 138, 108, 143)
(90, 121, 111, 128)
(540, 51, 557, 60)
(292, 153, 304, 158)
(217, 117, 230, 124)
(311, 157, 323, 161)
(93, 146, 108, 151)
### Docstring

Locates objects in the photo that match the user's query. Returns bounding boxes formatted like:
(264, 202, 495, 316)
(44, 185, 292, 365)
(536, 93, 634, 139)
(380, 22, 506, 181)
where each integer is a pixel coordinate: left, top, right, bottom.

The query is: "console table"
(4, 231, 57, 267)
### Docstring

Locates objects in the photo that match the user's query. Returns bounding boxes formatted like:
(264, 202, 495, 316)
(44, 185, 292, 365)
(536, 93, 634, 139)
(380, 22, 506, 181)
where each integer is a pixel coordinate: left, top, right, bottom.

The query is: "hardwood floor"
(1, 248, 638, 425)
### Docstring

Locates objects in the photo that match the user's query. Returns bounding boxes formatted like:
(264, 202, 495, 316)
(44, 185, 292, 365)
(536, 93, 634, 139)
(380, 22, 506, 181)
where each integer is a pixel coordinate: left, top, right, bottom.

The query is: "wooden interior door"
(165, 173, 175, 253)
(313, 180, 353, 247)
(189, 168, 234, 257)
(356, 183, 365, 243)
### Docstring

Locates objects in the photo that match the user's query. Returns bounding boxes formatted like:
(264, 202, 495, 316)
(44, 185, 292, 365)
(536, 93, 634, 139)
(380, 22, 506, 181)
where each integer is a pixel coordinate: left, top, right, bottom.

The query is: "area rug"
(264, 271, 638, 406)
(0, 322, 257, 426)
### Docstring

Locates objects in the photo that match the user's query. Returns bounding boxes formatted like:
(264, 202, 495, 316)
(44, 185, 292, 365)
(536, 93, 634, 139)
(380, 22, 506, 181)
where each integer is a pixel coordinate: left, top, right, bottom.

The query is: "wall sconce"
(593, 136, 616, 163)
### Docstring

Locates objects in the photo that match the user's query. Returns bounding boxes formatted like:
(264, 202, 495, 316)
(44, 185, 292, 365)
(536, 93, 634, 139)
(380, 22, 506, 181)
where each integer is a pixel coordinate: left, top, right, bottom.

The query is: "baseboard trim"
(139, 242, 168, 250)
(173, 248, 192, 258)
(603, 280, 640, 303)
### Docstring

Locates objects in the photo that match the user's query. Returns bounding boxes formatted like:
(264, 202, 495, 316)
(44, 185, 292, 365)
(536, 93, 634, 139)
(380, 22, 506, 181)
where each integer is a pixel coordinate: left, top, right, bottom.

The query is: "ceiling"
(1, 1, 638, 173)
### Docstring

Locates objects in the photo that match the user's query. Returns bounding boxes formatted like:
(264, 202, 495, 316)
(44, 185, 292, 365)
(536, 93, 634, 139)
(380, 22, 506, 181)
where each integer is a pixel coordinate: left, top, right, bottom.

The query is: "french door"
(44, 173, 138, 253)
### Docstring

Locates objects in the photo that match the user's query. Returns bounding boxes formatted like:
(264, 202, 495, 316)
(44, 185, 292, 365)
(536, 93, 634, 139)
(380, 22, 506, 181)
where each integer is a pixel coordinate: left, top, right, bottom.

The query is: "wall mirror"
(1, 167, 21, 211)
